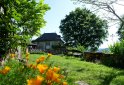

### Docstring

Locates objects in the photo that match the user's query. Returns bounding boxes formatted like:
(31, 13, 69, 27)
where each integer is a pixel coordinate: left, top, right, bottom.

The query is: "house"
(32, 33, 64, 53)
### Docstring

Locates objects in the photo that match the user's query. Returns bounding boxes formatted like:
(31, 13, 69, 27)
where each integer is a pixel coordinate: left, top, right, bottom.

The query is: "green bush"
(0, 59, 38, 85)
(109, 40, 124, 56)
(110, 76, 124, 85)
(109, 40, 124, 68)
(67, 45, 86, 52)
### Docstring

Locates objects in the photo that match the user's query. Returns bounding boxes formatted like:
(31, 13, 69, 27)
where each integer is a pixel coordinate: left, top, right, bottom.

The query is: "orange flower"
(39, 56, 45, 62)
(62, 82, 68, 85)
(36, 59, 40, 64)
(46, 69, 60, 83)
(37, 64, 48, 74)
(47, 82, 52, 85)
(0, 66, 11, 75)
(36, 56, 45, 64)
(59, 75, 65, 79)
(29, 64, 33, 68)
(32, 65, 37, 69)
(53, 67, 60, 73)
(52, 73, 60, 83)
(27, 75, 44, 85)
(46, 69, 53, 80)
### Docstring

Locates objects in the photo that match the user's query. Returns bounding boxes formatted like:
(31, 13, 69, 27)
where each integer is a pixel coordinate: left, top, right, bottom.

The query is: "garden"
(1, 52, 124, 85)
(1, 0, 124, 85)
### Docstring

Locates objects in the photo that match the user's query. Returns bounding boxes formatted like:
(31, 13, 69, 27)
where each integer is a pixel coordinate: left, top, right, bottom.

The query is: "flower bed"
(0, 53, 67, 85)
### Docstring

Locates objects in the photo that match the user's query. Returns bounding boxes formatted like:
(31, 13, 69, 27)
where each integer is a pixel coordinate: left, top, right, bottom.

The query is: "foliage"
(0, 0, 50, 55)
(110, 76, 124, 85)
(109, 40, 124, 68)
(30, 54, 124, 85)
(59, 8, 108, 51)
(67, 45, 86, 52)
(29, 49, 46, 54)
(109, 40, 124, 56)
(0, 53, 67, 85)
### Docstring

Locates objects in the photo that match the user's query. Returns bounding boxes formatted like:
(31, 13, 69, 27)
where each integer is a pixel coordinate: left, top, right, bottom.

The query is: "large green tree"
(72, 0, 124, 40)
(59, 8, 108, 51)
(0, 0, 50, 56)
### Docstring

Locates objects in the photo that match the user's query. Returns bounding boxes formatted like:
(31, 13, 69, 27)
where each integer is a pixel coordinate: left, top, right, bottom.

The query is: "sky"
(35, 0, 124, 48)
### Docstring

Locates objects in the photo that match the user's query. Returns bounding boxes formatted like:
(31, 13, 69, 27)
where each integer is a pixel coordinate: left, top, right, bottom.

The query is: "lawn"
(29, 54, 124, 85)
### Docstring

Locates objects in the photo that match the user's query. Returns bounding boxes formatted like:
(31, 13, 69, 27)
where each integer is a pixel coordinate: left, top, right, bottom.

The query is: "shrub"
(109, 40, 124, 56)
(67, 45, 86, 52)
(109, 40, 124, 68)
(110, 76, 124, 85)
(29, 49, 46, 54)
(0, 53, 68, 85)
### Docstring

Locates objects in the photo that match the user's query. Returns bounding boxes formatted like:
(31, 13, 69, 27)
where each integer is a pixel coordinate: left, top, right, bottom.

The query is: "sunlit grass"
(30, 54, 124, 85)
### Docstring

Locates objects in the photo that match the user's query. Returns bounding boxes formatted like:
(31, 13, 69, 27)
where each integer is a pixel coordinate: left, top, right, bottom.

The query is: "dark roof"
(32, 33, 62, 42)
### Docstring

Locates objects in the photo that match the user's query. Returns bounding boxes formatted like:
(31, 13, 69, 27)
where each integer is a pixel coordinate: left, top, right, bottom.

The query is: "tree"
(59, 8, 108, 51)
(118, 16, 124, 40)
(0, 0, 50, 56)
(72, 0, 124, 42)
(72, 0, 124, 23)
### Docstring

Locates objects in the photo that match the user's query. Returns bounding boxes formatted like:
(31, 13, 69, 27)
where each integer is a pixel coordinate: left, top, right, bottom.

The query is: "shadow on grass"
(101, 71, 124, 85)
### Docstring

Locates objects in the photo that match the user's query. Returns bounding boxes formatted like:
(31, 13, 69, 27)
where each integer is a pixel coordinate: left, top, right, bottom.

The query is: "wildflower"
(52, 72, 60, 83)
(62, 82, 68, 85)
(47, 81, 52, 85)
(59, 75, 65, 79)
(27, 75, 44, 85)
(29, 64, 33, 68)
(53, 67, 60, 73)
(36, 56, 45, 64)
(37, 64, 48, 74)
(10, 53, 15, 58)
(0, 66, 11, 75)
(46, 69, 53, 80)
(36, 59, 40, 64)
(46, 69, 60, 83)
(32, 65, 37, 69)
(48, 53, 52, 57)
(39, 56, 45, 62)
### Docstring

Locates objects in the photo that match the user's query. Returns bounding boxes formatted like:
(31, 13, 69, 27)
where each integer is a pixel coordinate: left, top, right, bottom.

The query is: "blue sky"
(35, 0, 124, 48)
(41, 0, 82, 34)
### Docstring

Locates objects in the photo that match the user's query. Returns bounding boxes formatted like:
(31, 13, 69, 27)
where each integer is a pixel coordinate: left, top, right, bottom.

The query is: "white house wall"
(34, 40, 63, 51)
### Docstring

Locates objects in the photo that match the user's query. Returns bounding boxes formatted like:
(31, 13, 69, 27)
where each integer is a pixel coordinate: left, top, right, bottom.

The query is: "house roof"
(32, 33, 62, 42)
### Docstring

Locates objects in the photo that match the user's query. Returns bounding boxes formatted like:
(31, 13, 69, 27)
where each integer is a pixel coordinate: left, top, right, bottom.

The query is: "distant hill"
(97, 48, 110, 53)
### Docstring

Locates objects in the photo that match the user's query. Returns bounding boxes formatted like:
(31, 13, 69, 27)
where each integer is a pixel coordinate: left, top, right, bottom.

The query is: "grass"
(29, 54, 124, 85)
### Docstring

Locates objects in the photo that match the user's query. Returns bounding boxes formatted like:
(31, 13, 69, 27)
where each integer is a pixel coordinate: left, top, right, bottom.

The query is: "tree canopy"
(59, 8, 108, 51)
(0, 0, 50, 55)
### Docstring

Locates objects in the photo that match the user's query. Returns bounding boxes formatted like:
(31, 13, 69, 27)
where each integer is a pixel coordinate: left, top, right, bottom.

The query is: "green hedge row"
(84, 52, 124, 68)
